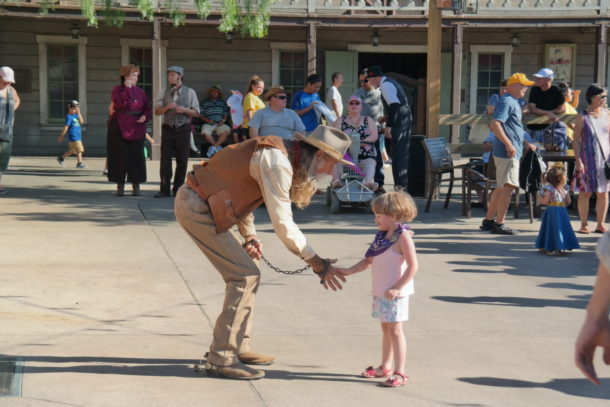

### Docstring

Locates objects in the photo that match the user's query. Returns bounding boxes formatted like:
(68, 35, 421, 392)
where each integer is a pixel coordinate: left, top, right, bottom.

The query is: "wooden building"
(1, 0, 609, 155)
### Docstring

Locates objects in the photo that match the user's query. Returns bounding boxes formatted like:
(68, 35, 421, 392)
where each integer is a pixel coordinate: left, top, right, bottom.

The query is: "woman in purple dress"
(107, 64, 151, 196)
(573, 84, 610, 234)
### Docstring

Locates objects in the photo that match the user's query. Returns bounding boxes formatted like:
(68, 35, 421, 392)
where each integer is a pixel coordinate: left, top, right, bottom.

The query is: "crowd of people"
(1, 62, 609, 385)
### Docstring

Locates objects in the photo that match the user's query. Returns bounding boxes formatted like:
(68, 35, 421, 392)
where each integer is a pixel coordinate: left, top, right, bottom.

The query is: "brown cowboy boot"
(204, 360, 264, 380)
(238, 351, 275, 366)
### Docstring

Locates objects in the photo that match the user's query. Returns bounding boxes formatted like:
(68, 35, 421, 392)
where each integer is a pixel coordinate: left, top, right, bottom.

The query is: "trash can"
(407, 134, 426, 197)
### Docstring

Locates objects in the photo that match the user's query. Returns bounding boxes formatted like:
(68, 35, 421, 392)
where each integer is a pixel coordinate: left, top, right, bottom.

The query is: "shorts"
(68, 141, 84, 154)
(372, 295, 410, 323)
(201, 124, 230, 137)
(494, 155, 519, 188)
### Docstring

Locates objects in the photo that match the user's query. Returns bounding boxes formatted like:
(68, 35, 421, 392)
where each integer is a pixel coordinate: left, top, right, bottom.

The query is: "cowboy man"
(174, 126, 351, 380)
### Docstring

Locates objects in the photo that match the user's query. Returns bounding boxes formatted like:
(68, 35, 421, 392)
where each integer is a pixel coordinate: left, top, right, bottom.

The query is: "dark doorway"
(358, 53, 427, 79)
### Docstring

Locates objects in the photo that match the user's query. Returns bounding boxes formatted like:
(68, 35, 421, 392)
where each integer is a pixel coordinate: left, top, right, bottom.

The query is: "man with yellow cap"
(480, 73, 535, 235)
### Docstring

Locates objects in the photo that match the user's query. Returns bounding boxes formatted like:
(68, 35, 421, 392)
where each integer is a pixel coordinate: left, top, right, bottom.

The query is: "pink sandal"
(381, 372, 409, 387)
(361, 365, 392, 378)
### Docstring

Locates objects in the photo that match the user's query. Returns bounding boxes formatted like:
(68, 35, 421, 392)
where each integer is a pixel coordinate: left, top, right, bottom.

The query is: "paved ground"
(1, 156, 609, 406)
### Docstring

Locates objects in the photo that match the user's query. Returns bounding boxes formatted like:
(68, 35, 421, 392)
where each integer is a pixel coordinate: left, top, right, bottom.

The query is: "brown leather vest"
(187, 136, 288, 234)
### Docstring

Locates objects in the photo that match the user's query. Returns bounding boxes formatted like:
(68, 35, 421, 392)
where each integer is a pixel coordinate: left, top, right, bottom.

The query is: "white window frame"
(469, 45, 513, 114)
(36, 35, 87, 125)
(271, 42, 306, 87)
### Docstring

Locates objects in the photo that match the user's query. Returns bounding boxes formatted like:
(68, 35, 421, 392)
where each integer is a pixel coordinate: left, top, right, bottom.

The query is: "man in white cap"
(174, 126, 351, 380)
(0, 66, 20, 195)
(527, 67, 566, 143)
(154, 66, 200, 198)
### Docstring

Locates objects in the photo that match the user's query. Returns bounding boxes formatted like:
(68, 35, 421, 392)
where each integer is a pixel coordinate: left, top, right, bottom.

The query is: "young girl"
(535, 167, 580, 255)
(340, 191, 418, 387)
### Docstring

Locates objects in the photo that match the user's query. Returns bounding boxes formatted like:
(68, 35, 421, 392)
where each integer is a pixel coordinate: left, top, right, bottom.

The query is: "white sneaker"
(206, 146, 215, 158)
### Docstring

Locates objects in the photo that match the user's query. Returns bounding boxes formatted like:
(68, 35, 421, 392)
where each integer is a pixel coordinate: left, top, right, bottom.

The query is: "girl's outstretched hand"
(336, 267, 355, 276)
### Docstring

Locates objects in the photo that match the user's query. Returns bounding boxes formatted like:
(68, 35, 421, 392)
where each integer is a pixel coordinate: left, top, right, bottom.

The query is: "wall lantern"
(225, 31, 233, 44)
(70, 22, 80, 39)
(371, 30, 380, 47)
(511, 32, 520, 48)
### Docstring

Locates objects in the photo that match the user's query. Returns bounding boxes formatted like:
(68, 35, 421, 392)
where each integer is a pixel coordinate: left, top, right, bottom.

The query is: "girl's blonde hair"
(371, 191, 417, 222)
(545, 167, 567, 188)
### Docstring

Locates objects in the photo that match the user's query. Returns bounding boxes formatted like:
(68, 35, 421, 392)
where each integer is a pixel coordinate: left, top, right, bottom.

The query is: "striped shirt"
(200, 97, 229, 123)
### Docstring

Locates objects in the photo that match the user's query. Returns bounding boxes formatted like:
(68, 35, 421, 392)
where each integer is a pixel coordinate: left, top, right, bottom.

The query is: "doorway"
(359, 53, 427, 133)
(358, 53, 427, 80)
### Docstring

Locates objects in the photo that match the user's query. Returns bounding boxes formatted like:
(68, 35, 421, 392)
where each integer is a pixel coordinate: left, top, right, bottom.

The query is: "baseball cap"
(0, 67, 15, 84)
(68, 100, 80, 108)
(365, 65, 384, 78)
(533, 68, 554, 79)
(506, 73, 535, 86)
(167, 66, 184, 76)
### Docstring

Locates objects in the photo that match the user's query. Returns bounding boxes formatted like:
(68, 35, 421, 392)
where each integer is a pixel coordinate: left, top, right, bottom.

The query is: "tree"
(32, 0, 274, 38)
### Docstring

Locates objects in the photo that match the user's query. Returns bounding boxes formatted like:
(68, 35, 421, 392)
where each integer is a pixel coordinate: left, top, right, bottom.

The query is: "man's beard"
(289, 155, 321, 209)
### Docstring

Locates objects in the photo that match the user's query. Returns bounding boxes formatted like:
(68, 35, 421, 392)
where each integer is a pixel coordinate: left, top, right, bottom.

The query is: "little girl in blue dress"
(536, 167, 580, 255)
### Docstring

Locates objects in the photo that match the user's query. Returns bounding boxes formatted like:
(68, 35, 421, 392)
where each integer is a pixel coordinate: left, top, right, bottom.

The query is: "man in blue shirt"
(481, 73, 535, 235)
(291, 74, 322, 133)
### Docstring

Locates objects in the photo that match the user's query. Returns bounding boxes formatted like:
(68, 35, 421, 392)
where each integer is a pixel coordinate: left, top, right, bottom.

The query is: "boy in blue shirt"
(57, 100, 86, 168)
(291, 74, 322, 133)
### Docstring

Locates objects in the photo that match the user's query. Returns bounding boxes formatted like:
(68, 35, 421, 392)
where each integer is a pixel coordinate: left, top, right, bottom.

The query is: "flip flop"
(594, 227, 607, 234)
(578, 227, 590, 234)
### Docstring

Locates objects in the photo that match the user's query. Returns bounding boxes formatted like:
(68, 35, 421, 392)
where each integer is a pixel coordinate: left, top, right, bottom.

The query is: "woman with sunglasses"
(573, 84, 610, 234)
(331, 95, 379, 190)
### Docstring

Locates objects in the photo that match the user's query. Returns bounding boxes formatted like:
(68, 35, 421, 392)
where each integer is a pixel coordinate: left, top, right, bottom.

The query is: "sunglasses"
(349, 101, 361, 106)
(273, 95, 288, 100)
(359, 79, 369, 83)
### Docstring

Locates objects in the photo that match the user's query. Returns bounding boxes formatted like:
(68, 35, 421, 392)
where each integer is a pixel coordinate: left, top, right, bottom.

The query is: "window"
(469, 45, 512, 115)
(37, 35, 87, 125)
(475, 53, 503, 114)
(279, 51, 306, 104)
(47, 44, 79, 122)
(129, 47, 153, 101)
(271, 43, 306, 105)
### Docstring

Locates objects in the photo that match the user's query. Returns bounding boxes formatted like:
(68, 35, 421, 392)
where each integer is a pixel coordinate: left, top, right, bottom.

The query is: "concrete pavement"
(1, 156, 609, 406)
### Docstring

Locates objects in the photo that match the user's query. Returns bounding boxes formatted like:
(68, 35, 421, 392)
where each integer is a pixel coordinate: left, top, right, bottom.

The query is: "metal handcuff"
(243, 239, 329, 284)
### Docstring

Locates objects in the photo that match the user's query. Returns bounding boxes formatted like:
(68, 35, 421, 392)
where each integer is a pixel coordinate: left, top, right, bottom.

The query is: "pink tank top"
(371, 244, 415, 298)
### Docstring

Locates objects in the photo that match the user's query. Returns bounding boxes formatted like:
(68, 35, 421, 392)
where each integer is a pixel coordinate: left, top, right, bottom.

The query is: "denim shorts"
(372, 295, 410, 322)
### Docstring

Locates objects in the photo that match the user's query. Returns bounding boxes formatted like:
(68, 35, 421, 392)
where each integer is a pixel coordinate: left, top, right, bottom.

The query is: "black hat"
(68, 100, 80, 108)
(366, 66, 384, 78)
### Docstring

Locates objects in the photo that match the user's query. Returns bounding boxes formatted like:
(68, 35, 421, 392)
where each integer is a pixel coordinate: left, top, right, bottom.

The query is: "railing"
(4, 0, 607, 17)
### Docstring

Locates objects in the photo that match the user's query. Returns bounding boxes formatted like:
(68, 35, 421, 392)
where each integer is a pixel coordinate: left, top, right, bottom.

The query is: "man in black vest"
(154, 66, 200, 198)
(366, 66, 412, 191)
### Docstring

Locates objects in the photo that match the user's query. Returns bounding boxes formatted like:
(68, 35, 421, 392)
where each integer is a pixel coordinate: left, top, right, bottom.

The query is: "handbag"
(542, 122, 568, 152)
(588, 113, 610, 179)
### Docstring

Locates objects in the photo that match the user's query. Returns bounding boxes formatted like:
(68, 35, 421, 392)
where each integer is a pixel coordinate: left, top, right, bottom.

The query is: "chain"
(260, 254, 311, 275)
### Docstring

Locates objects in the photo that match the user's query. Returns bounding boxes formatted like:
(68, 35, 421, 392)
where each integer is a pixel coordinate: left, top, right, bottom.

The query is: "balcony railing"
(3, 0, 607, 17)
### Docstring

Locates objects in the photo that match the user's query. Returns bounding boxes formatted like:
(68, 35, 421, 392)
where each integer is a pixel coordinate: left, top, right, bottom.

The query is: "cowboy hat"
(206, 85, 223, 97)
(295, 125, 352, 165)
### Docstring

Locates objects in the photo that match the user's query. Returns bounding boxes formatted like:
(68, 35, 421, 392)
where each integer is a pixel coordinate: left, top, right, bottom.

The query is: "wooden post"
(307, 23, 317, 75)
(451, 24, 463, 144)
(151, 18, 163, 161)
(595, 23, 608, 87)
(426, 0, 442, 139)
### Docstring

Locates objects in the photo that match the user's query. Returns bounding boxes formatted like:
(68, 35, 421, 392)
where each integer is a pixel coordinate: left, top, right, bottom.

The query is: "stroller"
(326, 133, 376, 213)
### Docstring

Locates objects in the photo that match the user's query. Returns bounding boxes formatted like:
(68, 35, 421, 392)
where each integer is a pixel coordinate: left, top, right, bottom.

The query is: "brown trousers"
(174, 185, 260, 366)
